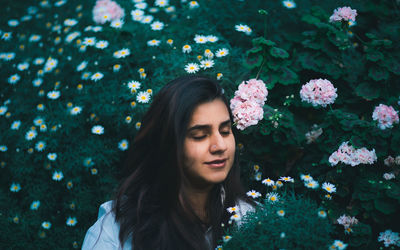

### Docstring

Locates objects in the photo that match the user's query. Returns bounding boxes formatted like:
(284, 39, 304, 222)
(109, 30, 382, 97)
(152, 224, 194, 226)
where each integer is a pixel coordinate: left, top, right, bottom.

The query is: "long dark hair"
(112, 75, 252, 249)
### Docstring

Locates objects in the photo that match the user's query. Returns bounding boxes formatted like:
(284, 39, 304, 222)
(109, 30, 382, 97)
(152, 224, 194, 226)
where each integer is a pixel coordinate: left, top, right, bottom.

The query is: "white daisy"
(52, 171, 63, 181)
(47, 153, 57, 161)
(111, 19, 124, 29)
(8, 74, 20, 84)
(29, 35, 42, 42)
(95, 40, 109, 49)
(0, 145, 7, 152)
(25, 130, 37, 140)
(113, 48, 130, 58)
(151, 21, 164, 30)
(227, 206, 239, 214)
(66, 217, 78, 226)
(136, 91, 151, 103)
(155, 0, 169, 7)
(318, 210, 327, 218)
(33, 117, 45, 126)
(262, 178, 275, 186)
(184, 63, 200, 74)
(200, 59, 214, 69)
(8, 19, 19, 27)
(91, 72, 104, 81)
(11, 120, 21, 130)
(182, 44, 192, 53)
(235, 24, 252, 35)
(5, 52, 16, 61)
(322, 182, 336, 193)
(277, 209, 285, 217)
(10, 183, 21, 192)
(33, 78, 43, 87)
(266, 192, 280, 203)
(230, 213, 241, 221)
(70, 106, 82, 115)
(65, 31, 80, 43)
(189, 1, 199, 8)
(223, 235, 232, 243)
(0, 106, 7, 115)
(246, 190, 261, 198)
(47, 90, 60, 99)
(194, 34, 207, 44)
(300, 174, 314, 182)
(147, 39, 161, 46)
(64, 18, 78, 26)
(42, 221, 51, 229)
(76, 61, 88, 71)
(304, 180, 319, 189)
(17, 62, 29, 71)
(118, 139, 129, 151)
(2, 32, 12, 41)
(279, 176, 294, 183)
(141, 15, 154, 24)
(92, 125, 104, 135)
(35, 141, 46, 152)
(127, 81, 141, 91)
(216, 48, 229, 57)
(131, 9, 144, 20)
(282, 0, 296, 9)
(135, 2, 147, 9)
(82, 37, 96, 46)
(30, 201, 40, 210)
(206, 35, 218, 43)
(165, 6, 175, 12)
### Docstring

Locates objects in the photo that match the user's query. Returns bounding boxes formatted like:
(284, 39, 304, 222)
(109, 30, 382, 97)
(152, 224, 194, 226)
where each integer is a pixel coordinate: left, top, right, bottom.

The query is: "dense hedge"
(1, 0, 399, 249)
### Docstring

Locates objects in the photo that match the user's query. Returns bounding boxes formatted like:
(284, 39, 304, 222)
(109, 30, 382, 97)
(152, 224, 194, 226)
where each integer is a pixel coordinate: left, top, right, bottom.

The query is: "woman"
(82, 76, 255, 250)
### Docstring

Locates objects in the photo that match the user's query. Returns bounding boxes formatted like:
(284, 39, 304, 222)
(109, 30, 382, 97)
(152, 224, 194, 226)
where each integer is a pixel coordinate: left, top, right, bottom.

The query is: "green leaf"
(301, 14, 321, 25)
(252, 37, 275, 47)
(270, 47, 289, 59)
(302, 39, 321, 50)
(383, 57, 400, 75)
(368, 67, 389, 81)
(366, 51, 384, 62)
(244, 53, 263, 70)
(386, 183, 400, 201)
(279, 67, 298, 85)
(374, 199, 398, 214)
(354, 82, 380, 100)
(261, 73, 279, 89)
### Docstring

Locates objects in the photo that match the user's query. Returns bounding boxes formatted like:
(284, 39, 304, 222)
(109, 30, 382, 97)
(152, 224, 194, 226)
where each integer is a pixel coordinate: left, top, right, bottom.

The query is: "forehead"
(189, 99, 230, 125)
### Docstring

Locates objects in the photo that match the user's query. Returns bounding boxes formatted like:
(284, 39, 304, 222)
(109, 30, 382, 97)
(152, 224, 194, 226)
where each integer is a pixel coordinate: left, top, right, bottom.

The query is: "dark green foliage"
(222, 194, 333, 249)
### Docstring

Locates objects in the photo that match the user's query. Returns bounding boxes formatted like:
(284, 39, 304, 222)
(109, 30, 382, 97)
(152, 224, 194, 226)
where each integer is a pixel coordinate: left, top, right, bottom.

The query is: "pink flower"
(329, 141, 377, 167)
(230, 79, 268, 130)
(383, 173, 395, 181)
(93, 0, 125, 24)
(372, 104, 399, 130)
(300, 79, 337, 107)
(384, 156, 395, 166)
(232, 101, 264, 130)
(329, 6, 357, 23)
(337, 214, 358, 234)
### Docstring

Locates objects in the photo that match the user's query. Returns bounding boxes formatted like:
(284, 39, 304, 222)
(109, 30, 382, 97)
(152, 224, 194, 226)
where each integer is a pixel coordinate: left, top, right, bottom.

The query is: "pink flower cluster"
(329, 6, 357, 22)
(337, 214, 358, 234)
(93, 0, 125, 24)
(378, 230, 400, 248)
(372, 104, 399, 130)
(384, 155, 400, 166)
(329, 141, 377, 167)
(300, 79, 337, 107)
(230, 79, 268, 130)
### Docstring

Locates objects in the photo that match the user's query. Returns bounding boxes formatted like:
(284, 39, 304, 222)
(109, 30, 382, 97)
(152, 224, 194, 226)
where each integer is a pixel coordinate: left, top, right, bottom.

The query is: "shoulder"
(82, 201, 131, 250)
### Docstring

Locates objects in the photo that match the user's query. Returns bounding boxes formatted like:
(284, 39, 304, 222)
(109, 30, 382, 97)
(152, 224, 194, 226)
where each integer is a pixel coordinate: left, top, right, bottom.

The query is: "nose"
(209, 133, 227, 153)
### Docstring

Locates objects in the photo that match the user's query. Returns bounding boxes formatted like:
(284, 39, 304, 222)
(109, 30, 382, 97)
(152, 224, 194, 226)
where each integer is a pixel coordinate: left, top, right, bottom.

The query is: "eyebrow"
(187, 119, 231, 132)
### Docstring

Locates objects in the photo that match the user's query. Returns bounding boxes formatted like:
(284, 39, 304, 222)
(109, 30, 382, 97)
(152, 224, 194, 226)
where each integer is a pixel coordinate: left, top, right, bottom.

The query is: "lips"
(205, 158, 227, 168)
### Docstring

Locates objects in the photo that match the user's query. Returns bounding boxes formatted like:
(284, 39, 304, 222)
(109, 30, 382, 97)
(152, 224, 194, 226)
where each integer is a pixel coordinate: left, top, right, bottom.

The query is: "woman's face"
(183, 99, 236, 189)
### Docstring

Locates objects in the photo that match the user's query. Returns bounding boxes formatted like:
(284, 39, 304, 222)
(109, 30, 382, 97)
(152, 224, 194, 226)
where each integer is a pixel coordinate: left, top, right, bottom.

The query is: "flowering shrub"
(0, 0, 399, 249)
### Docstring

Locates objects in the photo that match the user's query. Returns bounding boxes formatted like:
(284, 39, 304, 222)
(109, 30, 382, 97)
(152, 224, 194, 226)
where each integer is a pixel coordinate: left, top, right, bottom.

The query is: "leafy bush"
(0, 0, 399, 249)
